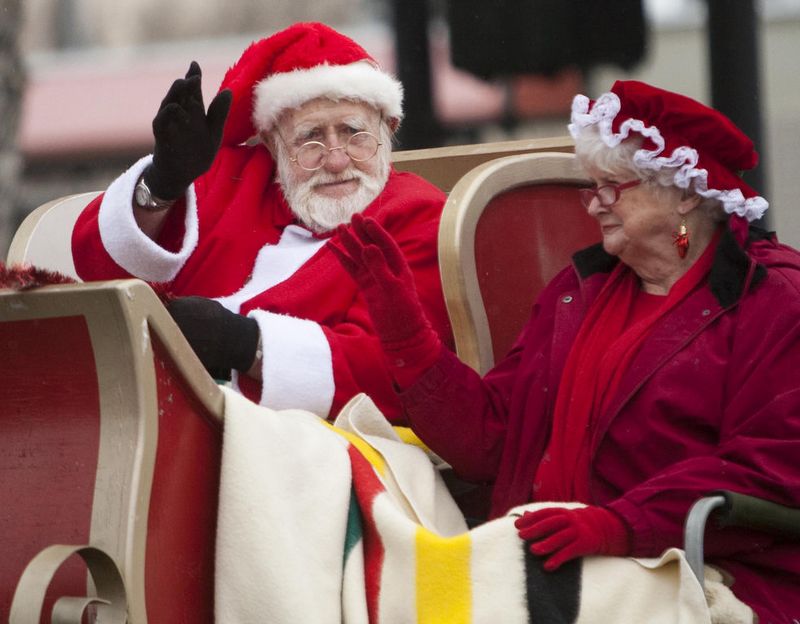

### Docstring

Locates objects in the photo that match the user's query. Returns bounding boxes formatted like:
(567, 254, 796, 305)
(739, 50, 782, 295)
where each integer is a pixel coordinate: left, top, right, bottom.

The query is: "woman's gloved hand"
(331, 214, 442, 388)
(167, 296, 259, 381)
(144, 61, 232, 200)
(515, 505, 630, 571)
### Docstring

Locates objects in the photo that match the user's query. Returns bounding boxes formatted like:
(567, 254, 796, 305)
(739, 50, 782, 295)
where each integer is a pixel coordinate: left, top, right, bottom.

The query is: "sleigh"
(3, 139, 799, 623)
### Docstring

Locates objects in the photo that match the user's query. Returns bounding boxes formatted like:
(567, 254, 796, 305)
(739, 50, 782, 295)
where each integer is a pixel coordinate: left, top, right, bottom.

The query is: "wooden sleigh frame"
(4, 138, 799, 622)
(2, 280, 224, 623)
(437, 151, 595, 374)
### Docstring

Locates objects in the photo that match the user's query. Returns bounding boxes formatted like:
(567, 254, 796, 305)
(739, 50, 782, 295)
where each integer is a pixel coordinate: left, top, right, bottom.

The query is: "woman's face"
(584, 167, 683, 266)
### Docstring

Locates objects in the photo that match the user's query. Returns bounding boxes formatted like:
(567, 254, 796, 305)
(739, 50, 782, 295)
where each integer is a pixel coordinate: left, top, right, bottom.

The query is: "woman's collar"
(572, 220, 767, 308)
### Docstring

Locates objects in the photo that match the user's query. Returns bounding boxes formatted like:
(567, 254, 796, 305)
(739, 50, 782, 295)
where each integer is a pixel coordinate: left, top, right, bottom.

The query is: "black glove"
(167, 296, 259, 381)
(144, 61, 232, 200)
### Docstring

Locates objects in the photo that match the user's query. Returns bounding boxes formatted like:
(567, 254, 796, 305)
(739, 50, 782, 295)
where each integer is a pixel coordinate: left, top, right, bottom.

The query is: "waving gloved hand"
(515, 505, 630, 571)
(331, 214, 442, 388)
(167, 296, 259, 381)
(143, 61, 232, 200)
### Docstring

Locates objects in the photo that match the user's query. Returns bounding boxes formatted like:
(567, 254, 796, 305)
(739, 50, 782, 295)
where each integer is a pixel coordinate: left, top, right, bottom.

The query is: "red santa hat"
(569, 80, 768, 222)
(218, 22, 403, 147)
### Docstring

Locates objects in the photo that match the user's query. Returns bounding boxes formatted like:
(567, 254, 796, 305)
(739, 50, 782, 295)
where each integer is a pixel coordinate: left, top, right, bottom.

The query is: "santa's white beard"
(277, 148, 390, 234)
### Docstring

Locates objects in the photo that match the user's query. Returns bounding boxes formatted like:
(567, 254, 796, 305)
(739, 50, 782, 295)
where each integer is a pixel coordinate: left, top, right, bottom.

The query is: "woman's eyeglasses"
(578, 179, 642, 208)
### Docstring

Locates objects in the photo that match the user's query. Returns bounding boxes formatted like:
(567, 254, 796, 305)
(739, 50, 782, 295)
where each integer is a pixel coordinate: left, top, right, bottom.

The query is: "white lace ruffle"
(569, 92, 768, 222)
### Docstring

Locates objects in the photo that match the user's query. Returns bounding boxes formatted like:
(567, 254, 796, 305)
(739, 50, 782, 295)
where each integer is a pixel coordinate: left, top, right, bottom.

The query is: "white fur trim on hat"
(252, 61, 403, 131)
(569, 93, 769, 222)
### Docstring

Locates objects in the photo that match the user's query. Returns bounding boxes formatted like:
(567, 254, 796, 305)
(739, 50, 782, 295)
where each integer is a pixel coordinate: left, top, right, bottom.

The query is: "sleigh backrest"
(6, 191, 101, 279)
(438, 152, 598, 374)
(392, 135, 575, 193)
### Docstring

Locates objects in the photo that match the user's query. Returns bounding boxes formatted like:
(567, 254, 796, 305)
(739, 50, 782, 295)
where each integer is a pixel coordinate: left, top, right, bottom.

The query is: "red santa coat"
(71, 145, 452, 422)
(401, 224, 800, 623)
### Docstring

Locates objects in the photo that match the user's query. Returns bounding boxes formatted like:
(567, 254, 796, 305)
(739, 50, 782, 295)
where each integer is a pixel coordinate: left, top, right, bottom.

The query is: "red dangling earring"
(673, 218, 690, 259)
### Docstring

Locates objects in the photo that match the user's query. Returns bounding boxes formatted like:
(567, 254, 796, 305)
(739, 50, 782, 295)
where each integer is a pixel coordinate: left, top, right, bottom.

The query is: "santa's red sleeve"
(235, 171, 453, 423)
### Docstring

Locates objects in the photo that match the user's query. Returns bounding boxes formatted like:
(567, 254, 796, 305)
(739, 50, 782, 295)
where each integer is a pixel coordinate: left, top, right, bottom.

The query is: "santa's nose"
(322, 144, 351, 173)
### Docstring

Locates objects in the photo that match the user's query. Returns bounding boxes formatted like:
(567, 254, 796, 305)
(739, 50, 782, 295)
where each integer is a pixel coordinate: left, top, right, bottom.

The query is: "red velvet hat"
(569, 80, 768, 221)
(218, 22, 403, 146)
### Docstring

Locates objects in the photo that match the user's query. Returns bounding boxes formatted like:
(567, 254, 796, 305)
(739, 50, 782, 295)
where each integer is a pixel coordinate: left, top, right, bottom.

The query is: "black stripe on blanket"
(524, 549, 581, 624)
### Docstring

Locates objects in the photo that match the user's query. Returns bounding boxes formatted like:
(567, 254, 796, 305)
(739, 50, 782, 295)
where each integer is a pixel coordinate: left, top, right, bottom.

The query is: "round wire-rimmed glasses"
(578, 179, 642, 208)
(288, 131, 383, 171)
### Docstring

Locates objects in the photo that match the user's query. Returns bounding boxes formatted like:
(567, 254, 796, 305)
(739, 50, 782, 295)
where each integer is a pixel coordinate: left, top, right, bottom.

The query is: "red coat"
(402, 224, 800, 623)
(72, 146, 452, 422)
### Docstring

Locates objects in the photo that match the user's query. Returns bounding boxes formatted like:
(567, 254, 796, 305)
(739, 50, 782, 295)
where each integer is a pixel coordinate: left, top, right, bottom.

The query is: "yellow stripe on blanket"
(320, 420, 387, 476)
(393, 426, 432, 453)
(415, 527, 471, 623)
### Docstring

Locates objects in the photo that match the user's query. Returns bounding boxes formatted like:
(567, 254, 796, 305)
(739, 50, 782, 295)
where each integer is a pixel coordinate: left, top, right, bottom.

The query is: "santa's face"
(271, 98, 391, 233)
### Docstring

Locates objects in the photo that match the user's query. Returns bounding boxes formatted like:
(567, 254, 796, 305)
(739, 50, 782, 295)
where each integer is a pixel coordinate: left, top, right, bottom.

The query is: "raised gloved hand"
(331, 214, 442, 388)
(144, 61, 232, 200)
(515, 505, 630, 571)
(167, 296, 259, 381)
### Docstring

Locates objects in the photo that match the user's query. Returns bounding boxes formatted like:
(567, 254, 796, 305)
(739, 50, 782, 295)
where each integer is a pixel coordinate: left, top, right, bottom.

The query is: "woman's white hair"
(574, 125, 727, 222)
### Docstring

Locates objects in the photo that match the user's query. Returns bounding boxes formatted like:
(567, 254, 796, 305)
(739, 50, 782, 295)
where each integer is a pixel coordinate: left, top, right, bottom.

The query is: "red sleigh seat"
(437, 151, 597, 374)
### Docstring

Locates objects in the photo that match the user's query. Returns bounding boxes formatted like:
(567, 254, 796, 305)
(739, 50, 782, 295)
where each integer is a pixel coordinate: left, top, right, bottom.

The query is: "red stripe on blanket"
(348, 445, 387, 624)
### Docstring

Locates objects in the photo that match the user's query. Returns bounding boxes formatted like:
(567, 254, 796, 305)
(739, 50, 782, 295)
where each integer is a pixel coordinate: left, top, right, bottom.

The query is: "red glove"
(331, 214, 442, 388)
(514, 505, 630, 571)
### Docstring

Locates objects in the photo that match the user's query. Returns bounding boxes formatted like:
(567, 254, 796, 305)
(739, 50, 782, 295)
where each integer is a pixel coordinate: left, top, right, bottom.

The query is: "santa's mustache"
(306, 169, 369, 187)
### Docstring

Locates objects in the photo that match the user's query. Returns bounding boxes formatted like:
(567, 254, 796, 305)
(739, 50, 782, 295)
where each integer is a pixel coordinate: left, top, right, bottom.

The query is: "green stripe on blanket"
(344, 490, 364, 568)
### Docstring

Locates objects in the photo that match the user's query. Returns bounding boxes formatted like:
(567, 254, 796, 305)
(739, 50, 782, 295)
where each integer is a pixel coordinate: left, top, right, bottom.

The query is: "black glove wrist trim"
(142, 165, 188, 202)
(230, 316, 261, 373)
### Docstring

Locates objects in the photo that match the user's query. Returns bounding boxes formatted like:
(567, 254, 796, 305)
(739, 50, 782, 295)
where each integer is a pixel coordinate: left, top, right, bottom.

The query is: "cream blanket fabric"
(215, 388, 752, 624)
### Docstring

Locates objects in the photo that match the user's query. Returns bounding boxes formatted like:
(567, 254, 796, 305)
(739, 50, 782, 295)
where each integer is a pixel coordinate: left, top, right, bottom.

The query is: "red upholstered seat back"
(439, 152, 597, 374)
(474, 184, 599, 363)
(0, 315, 102, 621)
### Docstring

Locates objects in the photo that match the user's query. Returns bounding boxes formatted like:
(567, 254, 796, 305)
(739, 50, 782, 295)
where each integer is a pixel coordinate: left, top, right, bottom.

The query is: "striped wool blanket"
(215, 388, 752, 624)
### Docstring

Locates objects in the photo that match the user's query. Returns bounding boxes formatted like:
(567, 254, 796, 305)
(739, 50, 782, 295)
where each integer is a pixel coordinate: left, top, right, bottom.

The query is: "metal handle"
(684, 494, 727, 588)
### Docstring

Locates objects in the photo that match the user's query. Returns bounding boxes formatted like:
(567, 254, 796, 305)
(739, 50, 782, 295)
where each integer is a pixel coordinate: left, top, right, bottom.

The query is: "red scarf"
(534, 231, 721, 503)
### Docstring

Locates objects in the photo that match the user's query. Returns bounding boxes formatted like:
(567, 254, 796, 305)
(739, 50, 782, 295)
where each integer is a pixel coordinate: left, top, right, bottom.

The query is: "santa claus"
(71, 22, 453, 422)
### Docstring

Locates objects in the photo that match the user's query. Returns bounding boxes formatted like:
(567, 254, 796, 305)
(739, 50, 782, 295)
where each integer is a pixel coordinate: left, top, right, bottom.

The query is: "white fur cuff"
(97, 155, 199, 282)
(250, 310, 335, 418)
